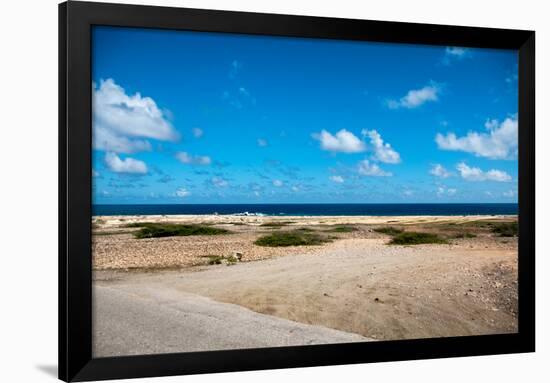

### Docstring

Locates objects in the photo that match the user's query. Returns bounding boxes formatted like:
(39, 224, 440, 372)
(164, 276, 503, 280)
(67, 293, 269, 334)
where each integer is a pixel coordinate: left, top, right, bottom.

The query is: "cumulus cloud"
(456, 162, 512, 182)
(257, 138, 268, 147)
(313, 129, 366, 153)
(272, 179, 283, 187)
(192, 127, 203, 138)
(503, 190, 517, 198)
(93, 79, 178, 154)
(361, 129, 401, 163)
(104, 152, 147, 174)
(176, 152, 212, 166)
(387, 83, 440, 109)
(175, 187, 191, 197)
(211, 176, 229, 188)
(357, 159, 391, 177)
(329, 175, 344, 183)
(430, 164, 451, 178)
(435, 116, 517, 159)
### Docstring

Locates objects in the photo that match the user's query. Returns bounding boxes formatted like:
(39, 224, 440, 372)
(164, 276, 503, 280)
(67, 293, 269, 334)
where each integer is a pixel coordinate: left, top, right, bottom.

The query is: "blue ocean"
(92, 203, 518, 217)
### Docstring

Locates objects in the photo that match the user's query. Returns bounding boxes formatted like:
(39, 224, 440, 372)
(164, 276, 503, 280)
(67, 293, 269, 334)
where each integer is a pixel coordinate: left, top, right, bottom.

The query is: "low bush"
(373, 227, 403, 236)
(453, 232, 477, 239)
(325, 225, 357, 233)
(260, 221, 295, 227)
(129, 223, 230, 239)
(254, 231, 331, 247)
(389, 232, 448, 245)
(491, 222, 518, 237)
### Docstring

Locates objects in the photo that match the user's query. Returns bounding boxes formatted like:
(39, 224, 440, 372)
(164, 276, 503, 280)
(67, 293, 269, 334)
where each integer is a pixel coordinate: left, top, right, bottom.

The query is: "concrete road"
(93, 285, 369, 357)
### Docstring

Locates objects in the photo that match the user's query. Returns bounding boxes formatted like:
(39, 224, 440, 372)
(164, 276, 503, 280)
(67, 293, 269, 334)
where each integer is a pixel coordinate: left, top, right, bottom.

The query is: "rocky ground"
(92, 215, 517, 270)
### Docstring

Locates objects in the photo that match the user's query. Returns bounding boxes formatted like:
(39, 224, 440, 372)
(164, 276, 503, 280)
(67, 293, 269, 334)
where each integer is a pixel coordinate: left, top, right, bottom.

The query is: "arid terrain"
(92, 215, 518, 356)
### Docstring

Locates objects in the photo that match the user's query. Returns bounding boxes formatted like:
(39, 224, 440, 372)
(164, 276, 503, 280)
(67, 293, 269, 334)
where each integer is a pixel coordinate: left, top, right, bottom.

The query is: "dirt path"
(95, 238, 517, 341)
(93, 285, 368, 357)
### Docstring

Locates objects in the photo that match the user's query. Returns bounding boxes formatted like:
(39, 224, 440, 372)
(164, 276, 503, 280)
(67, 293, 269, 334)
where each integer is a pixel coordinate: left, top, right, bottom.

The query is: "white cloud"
(362, 129, 401, 163)
(176, 152, 211, 166)
(104, 152, 147, 174)
(313, 129, 366, 153)
(430, 164, 451, 178)
(456, 162, 512, 182)
(92, 169, 100, 177)
(403, 190, 414, 196)
(435, 116, 517, 159)
(93, 79, 178, 154)
(503, 190, 517, 198)
(211, 176, 228, 188)
(442, 47, 471, 65)
(192, 127, 203, 138)
(257, 138, 268, 147)
(445, 47, 468, 58)
(506, 73, 518, 84)
(93, 125, 152, 154)
(175, 187, 190, 198)
(229, 60, 242, 79)
(329, 175, 344, 183)
(437, 186, 457, 197)
(357, 159, 391, 177)
(272, 179, 283, 187)
(387, 83, 439, 109)
(223, 85, 256, 108)
(291, 186, 300, 192)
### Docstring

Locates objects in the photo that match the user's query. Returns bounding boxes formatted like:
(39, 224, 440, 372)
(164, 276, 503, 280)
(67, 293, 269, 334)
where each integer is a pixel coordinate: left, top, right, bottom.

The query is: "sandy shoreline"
(93, 214, 517, 226)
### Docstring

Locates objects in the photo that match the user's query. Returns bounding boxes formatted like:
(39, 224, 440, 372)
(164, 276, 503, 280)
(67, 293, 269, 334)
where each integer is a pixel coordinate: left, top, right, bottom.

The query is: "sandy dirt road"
(93, 284, 369, 357)
(95, 237, 517, 353)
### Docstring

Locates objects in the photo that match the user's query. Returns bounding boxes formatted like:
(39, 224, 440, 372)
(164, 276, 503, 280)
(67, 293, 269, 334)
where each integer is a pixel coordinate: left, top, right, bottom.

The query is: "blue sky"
(92, 26, 518, 204)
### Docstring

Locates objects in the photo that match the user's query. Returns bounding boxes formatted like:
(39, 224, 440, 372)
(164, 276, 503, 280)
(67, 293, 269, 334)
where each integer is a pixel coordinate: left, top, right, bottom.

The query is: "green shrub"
(254, 231, 331, 247)
(491, 222, 518, 237)
(325, 225, 357, 233)
(453, 232, 477, 239)
(389, 232, 448, 245)
(131, 223, 230, 239)
(202, 254, 239, 266)
(373, 227, 403, 236)
(260, 221, 295, 227)
(204, 255, 224, 265)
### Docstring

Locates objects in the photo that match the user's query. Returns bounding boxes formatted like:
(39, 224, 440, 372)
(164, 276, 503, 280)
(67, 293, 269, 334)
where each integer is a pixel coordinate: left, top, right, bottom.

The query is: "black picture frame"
(59, 1, 535, 381)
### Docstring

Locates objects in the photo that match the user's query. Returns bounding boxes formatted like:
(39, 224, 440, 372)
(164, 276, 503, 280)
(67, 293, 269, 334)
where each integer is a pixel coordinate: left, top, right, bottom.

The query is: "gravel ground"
(92, 216, 517, 270)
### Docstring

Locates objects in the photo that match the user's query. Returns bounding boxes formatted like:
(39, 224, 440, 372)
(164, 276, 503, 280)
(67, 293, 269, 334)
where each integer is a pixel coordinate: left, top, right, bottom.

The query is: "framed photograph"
(59, 1, 535, 381)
